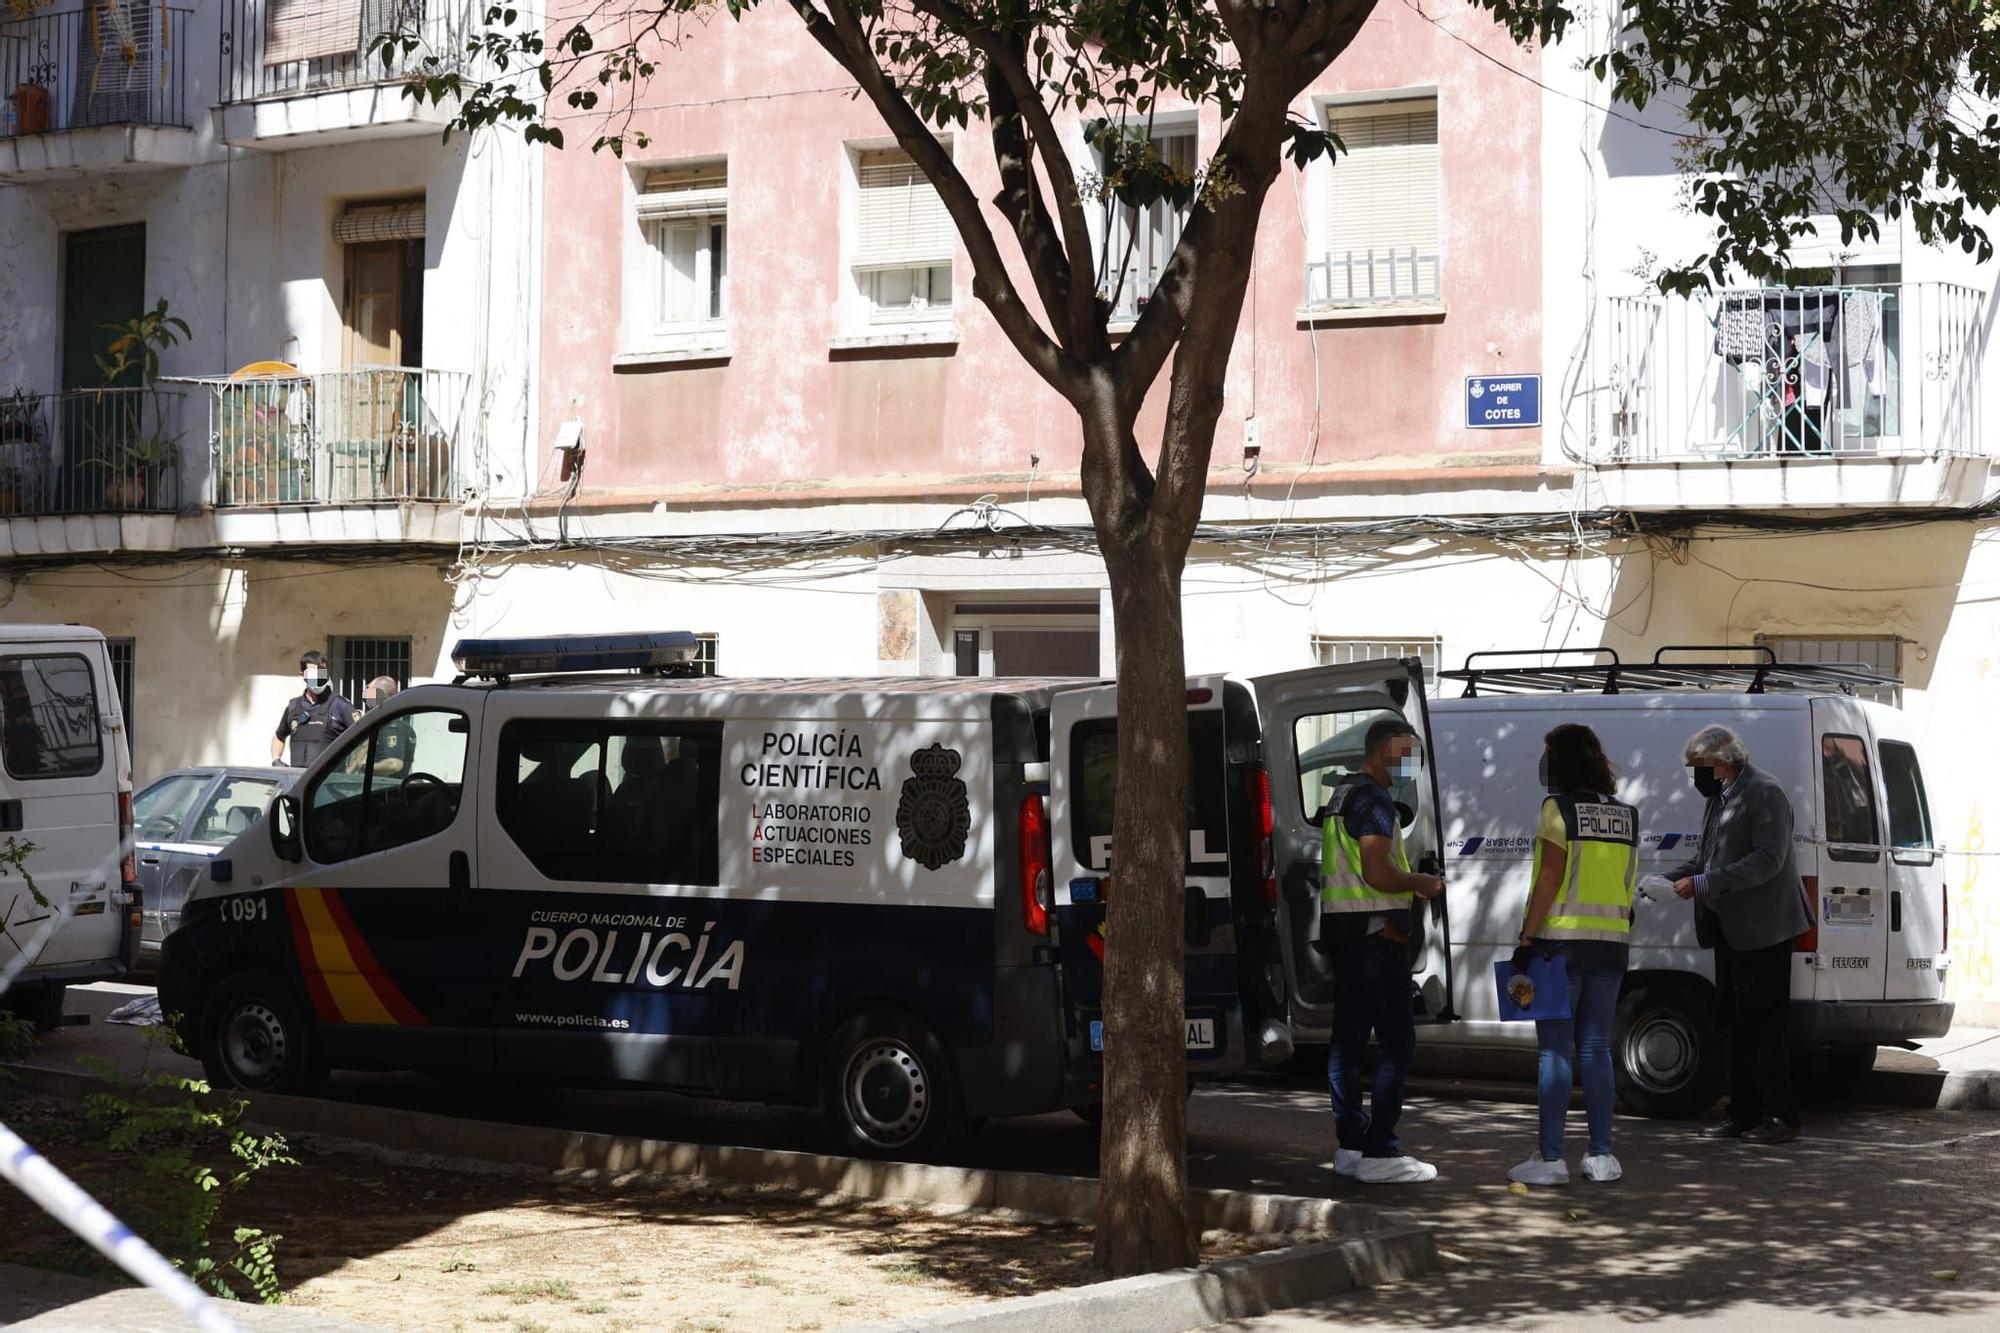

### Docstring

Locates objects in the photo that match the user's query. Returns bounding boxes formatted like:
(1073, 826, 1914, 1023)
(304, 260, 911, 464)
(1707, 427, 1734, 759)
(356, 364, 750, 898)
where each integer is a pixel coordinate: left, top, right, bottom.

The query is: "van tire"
(821, 1010, 962, 1159)
(199, 969, 326, 1096)
(1613, 979, 1724, 1119)
(19, 984, 66, 1034)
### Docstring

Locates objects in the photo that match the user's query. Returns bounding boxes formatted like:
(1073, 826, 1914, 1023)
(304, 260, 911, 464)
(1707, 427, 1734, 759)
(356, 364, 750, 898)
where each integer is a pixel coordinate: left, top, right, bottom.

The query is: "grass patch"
(576, 1303, 611, 1315)
(479, 1278, 577, 1304)
(880, 1260, 934, 1285)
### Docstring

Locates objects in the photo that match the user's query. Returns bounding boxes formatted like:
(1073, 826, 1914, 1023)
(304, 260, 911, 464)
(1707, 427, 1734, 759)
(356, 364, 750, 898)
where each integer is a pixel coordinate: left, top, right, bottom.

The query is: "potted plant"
(0, 461, 24, 516)
(87, 298, 190, 511)
(0, 388, 40, 445)
(97, 421, 180, 510)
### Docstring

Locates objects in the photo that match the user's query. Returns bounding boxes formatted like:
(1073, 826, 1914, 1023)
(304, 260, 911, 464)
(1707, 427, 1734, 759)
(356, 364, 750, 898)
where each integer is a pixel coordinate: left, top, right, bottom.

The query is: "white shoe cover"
(1508, 1155, 1570, 1186)
(1334, 1148, 1363, 1178)
(1357, 1155, 1439, 1184)
(1581, 1153, 1624, 1182)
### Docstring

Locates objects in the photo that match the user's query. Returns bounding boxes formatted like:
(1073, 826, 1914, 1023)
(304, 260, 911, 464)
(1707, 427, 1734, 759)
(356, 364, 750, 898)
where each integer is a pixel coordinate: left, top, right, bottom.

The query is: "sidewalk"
(1871, 1026, 2000, 1109)
(0, 1263, 385, 1332)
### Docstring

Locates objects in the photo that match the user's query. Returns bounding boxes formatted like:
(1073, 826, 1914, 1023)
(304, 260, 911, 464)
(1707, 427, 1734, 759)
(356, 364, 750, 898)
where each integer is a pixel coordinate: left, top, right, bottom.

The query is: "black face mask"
(1691, 766, 1724, 799)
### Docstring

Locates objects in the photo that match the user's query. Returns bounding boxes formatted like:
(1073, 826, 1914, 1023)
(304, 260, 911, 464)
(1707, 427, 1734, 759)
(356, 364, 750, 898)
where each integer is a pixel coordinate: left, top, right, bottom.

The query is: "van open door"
(1809, 697, 1890, 1003)
(1252, 659, 1451, 1043)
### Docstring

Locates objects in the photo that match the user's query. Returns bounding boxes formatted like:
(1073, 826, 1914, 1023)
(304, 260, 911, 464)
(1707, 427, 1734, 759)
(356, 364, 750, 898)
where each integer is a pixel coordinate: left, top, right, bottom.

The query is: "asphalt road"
(13, 983, 2000, 1330)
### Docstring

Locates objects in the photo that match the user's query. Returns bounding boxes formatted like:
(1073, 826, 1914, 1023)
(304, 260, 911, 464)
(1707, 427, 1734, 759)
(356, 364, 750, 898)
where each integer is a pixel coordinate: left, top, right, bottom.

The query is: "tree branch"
(791, 0, 1086, 399)
(980, 59, 1085, 347)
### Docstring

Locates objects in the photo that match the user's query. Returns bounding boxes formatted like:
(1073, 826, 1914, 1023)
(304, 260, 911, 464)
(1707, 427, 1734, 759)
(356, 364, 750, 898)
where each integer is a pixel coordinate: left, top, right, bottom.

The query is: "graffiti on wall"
(1952, 808, 1993, 1006)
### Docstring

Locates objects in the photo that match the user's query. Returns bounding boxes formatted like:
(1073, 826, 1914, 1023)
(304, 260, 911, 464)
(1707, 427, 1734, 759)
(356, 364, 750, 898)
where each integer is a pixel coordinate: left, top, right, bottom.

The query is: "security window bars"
(855, 147, 954, 322)
(1100, 125, 1196, 324)
(1310, 99, 1441, 306)
(106, 637, 135, 759)
(693, 633, 718, 677)
(1313, 636, 1443, 692)
(330, 635, 412, 704)
(637, 163, 728, 336)
(1760, 635, 1902, 705)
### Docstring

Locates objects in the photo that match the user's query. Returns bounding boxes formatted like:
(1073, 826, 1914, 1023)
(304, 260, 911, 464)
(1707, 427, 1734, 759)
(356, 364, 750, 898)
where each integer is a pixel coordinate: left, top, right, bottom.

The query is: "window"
(1761, 635, 1902, 705)
(497, 720, 722, 885)
(307, 708, 468, 864)
(0, 654, 103, 780)
(1820, 733, 1880, 861)
(1099, 125, 1195, 324)
(330, 636, 412, 707)
(637, 163, 728, 337)
(1313, 636, 1442, 694)
(950, 601, 1101, 677)
(693, 633, 719, 678)
(1293, 707, 1416, 826)
(1071, 712, 1230, 874)
(854, 148, 954, 323)
(133, 773, 211, 843)
(106, 637, 135, 758)
(191, 776, 285, 846)
(1312, 99, 1440, 306)
(1879, 741, 1935, 864)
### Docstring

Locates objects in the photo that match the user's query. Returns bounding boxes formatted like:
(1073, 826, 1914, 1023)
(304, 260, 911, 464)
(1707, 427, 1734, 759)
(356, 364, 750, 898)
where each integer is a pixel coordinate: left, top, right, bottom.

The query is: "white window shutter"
(637, 164, 728, 221)
(855, 150, 955, 270)
(1326, 102, 1440, 265)
(265, 0, 364, 66)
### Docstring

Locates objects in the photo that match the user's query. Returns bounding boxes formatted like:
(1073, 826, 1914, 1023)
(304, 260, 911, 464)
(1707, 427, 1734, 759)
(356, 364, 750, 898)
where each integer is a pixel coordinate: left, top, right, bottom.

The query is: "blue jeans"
(1326, 934, 1416, 1158)
(1533, 964, 1622, 1161)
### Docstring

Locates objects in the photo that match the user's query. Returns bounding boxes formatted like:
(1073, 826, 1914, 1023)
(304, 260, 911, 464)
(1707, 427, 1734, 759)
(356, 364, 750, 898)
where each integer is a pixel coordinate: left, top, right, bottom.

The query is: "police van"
(0, 624, 142, 1031)
(1276, 647, 1954, 1118)
(158, 633, 1402, 1153)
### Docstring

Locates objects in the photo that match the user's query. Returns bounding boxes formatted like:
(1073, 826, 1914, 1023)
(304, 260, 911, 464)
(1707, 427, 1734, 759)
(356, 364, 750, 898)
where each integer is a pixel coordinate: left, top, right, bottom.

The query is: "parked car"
(131, 766, 293, 961)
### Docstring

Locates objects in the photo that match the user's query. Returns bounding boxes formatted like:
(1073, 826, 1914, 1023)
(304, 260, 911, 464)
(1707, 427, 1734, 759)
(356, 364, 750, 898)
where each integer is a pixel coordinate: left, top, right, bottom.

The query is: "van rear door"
(1252, 659, 1450, 1036)
(1048, 677, 1248, 1073)
(0, 644, 123, 977)
(1809, 697, 1889, 1001)
(1870, 712, 1947, 1002)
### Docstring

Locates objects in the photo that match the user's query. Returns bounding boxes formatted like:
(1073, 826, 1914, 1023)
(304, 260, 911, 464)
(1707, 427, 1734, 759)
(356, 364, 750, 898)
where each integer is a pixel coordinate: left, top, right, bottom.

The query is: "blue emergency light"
(450, 631, 700, 679)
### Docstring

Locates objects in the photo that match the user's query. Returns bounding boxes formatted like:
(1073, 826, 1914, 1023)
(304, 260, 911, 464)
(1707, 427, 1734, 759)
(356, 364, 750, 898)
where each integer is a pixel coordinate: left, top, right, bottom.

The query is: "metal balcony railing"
(1604, 282, 1987, 460)
(180, 367, 468, 507)
(220, 0, 472, 104)
(0, 387, 186, 516)
(1304, 247, 1442, 308)
(0, 6, 191, 136)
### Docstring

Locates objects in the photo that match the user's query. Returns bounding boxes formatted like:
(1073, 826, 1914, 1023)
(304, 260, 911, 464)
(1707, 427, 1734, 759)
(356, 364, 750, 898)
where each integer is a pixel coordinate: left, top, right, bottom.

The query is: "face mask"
(1692, 766, 1724, 799)
(1538, 753, 1555, 793)
(304, 672, 329, 695)
(1390, 757, 1420, 782)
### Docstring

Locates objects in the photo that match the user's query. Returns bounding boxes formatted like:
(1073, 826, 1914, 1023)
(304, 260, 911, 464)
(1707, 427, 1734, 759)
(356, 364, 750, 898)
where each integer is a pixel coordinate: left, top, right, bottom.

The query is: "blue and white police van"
(158, 633, 1415, 1154)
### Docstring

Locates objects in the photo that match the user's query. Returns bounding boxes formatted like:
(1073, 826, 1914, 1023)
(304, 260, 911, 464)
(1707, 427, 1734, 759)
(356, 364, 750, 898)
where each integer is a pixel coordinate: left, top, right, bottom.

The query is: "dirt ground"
(0, 1092, 1261, 1331)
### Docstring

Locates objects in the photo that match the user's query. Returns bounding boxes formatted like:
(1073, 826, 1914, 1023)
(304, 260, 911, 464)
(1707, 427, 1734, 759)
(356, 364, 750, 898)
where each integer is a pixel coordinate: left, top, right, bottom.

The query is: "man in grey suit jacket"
(1670, 724, 1810, 1145)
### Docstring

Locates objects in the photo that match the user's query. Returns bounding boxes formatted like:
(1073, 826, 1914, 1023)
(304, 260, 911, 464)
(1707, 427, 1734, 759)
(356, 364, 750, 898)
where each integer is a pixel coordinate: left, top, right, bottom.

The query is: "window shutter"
(265, 0, 365, 66)
(636, 164, 729, 221)
(855, 149, 954, 270)
(333, 200, 426, 244)
(1326, 102, 1439, 265)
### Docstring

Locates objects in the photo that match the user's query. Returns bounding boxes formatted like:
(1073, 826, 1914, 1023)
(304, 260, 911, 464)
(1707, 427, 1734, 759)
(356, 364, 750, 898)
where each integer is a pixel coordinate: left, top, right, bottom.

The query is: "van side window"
(1072, 712, 1229, 874)
(1878, 741, 1935, 864)
(1293, 707, 1413, 826)
(306, 709, 469, 864)
(497, 720, 722, 886)
(0, 654, 103, 780)
(1820, 732, 1880, 860)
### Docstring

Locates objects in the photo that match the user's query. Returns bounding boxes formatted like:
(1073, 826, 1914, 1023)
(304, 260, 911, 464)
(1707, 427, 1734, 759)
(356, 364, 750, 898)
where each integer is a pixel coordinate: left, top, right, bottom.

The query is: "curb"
(6, 1061, 1430, 1243)
(847, 1227, 1437, 1333)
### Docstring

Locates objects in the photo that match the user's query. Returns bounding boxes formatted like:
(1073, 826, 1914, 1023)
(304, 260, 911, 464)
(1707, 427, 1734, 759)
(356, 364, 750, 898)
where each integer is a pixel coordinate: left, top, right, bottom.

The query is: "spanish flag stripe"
(317, 885, 428, 1026)
(283, 891, 341, 1023)
(293, 888, 397, 1026)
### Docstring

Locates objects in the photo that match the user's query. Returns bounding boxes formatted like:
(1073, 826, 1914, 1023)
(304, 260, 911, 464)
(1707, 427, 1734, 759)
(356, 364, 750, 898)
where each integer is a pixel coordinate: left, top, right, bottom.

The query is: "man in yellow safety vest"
(1320, 716, 1445, 1184)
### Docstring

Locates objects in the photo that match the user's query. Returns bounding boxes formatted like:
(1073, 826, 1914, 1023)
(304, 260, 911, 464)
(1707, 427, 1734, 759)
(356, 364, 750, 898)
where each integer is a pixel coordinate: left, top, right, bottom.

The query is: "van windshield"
(0, 653, 103, 780)
(1071, 711, 1230, 876)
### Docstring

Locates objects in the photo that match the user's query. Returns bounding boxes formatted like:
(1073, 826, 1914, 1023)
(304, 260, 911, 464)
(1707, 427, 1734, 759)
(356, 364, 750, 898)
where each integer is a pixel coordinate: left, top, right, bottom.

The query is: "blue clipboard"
(1493, 955, 1572, 1021)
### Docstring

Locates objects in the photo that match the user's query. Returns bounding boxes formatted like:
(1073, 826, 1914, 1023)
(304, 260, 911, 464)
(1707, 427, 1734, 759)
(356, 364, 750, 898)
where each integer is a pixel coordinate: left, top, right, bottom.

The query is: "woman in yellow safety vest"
(1508, 723, 1639, 1187)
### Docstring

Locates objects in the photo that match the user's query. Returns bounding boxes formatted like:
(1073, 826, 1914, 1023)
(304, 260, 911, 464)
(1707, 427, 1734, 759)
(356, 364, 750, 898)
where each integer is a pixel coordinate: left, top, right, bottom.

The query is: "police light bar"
(451, 632, 700, 678)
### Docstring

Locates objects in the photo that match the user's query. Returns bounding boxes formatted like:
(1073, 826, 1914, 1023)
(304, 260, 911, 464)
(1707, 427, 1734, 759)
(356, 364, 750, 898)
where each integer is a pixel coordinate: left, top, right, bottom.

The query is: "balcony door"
(336, 211, 424, 500)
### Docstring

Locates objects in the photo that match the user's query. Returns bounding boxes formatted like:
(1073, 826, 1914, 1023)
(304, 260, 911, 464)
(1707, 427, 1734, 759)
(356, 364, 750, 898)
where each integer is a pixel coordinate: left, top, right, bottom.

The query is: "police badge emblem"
(896, 744, 971, 871)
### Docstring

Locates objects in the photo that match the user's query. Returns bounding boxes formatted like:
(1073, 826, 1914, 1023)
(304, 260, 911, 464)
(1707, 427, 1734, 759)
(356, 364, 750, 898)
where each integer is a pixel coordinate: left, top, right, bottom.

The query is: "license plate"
(1088, 1018, 1215, 1051)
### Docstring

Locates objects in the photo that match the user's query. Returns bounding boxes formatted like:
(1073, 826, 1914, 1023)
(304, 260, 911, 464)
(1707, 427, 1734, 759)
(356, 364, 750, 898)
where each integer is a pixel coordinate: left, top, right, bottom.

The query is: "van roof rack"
(1439, 645, 1900, 698)
(451, 632, 701, 683)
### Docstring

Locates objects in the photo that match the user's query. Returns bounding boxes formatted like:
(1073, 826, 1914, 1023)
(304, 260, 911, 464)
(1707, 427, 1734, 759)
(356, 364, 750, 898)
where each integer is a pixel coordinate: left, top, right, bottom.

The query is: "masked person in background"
(272, 650, 355, 768)
(1508, 723, 1639, 1187)
(1320, 717, 1446, 1184)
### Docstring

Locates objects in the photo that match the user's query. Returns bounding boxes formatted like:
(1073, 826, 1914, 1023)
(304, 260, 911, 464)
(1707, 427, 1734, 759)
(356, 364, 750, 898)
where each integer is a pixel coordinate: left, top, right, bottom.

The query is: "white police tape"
(0, 1120, 244, 1333)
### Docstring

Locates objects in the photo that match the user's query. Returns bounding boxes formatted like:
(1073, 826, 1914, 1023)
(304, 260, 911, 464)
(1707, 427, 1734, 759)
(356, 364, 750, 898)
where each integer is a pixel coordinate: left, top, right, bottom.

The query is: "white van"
(1273, 647, 1953, 1118)
(0, 624, 141, 1030)
(163, 633, 1399, 1153)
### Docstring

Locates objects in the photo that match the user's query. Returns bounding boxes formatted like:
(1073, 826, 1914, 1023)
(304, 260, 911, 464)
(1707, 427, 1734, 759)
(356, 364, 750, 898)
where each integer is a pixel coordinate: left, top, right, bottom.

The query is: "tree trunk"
(1091, 513, 1199, 1275)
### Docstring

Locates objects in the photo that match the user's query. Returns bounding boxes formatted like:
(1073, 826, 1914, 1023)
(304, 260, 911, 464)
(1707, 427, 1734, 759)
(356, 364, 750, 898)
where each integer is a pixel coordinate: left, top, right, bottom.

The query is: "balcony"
(180, 366, 469, 511)
(217, 0, 471, 148)
(1300, 246, 1444, 321)
(0, 387, 187, 520)
(0, 7, 195, 180)
(1592, 282, 1991, 509)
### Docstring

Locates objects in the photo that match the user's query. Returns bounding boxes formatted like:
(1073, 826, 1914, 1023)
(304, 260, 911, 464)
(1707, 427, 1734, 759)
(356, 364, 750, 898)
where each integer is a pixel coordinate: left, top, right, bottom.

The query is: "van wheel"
(200, 969, 326, 1096)
(1613, 980, 1723, 1119)
(18, 984, 66, 1034)
(821, 1011, 962, 1159)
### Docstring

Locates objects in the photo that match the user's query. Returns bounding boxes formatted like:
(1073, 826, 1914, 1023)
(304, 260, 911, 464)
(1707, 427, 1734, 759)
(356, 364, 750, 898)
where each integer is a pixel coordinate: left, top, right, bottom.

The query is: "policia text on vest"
(1528, 793, 1638, 945)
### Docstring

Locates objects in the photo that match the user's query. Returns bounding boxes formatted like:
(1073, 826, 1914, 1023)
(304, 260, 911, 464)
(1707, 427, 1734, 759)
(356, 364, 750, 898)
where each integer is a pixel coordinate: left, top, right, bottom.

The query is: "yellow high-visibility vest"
(1531, 791, 1638, 944)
